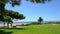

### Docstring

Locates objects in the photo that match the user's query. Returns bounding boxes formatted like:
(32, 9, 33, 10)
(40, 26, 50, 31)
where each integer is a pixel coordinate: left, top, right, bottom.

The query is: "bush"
(13, 26, 16, 28)
(30, 22, 40, 25)
(24, 24, 30, 26)
(21, 24, 25, 26)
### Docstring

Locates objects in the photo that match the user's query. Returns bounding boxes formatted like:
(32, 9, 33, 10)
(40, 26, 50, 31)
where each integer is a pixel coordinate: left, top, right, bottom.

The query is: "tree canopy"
(0, 0, 51, 22)
(38, 17, 43, 24)
(0, 0, 51, 7)
(5, 10, 25, 19)
(0, 10, 25, 21)
(0, 10, 25, 28)
(0, 0, 51, 28)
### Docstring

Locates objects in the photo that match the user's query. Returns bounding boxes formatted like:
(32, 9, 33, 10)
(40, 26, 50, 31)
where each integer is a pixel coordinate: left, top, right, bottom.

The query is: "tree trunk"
(4, 22, 5, 28)
(10, 23, 12, 28)
(7, 22, 9, 28)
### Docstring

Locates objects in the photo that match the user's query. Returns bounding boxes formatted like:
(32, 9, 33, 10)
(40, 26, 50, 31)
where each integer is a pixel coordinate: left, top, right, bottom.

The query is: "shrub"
(30, 22, 40, 25)
(13, 26, 16, 28)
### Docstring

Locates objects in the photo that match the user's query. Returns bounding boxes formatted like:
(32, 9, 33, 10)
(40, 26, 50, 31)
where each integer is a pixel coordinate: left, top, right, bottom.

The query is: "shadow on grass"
(0, 28, 26, 30)
(0, 30, 13, 34)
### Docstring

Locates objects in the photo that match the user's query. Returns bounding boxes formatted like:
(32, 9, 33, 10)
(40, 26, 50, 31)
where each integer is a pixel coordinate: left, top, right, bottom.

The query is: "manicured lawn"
(0, 24, 60, 34)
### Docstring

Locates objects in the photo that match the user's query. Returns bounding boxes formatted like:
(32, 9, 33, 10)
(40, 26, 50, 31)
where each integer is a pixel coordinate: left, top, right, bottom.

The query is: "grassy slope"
(1, 24, 60, 34)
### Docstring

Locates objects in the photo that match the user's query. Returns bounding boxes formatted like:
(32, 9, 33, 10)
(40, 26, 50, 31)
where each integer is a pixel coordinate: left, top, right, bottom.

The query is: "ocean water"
(13, 21, 50, 25)
(13, 22, 31, 25)
(0, 21, 48, 26)
(0, 21, 31, 26)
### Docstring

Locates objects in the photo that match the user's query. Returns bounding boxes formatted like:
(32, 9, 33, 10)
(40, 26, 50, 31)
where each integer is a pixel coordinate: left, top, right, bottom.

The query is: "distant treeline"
(44, 22, 60, 24)
(30, 21, 60, 25)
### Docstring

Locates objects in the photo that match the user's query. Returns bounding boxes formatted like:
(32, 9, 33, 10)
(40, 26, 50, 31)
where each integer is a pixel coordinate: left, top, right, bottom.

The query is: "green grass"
(0, 24, 60, 34)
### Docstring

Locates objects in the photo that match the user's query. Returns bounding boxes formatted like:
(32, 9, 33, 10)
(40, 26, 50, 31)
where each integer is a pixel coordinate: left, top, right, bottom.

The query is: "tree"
(0, 10, 25, 28)
(0, 0, 50, 28)
(5, 10, 25, 28)
(0, 0, 50, 19)
(3, 16, 12, 28)
(38, 17, 43, 24)
(0, 0, 51, 20)
(5, 10, 25, 19)
(0, 0, 51, 10)
(0, 9, 25, 28)
(0, 0, 51, 17)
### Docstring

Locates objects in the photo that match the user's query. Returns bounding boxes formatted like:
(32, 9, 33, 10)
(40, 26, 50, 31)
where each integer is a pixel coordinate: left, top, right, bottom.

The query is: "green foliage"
(0, 0, 50, 28)
(0, 3, 5, 12)
(27, 0, 51, 3)
(44, 22, 60, 24)
(0, 0, 51, 7)
(0, 10, 25, 28)
(5, 10, 25, 19)
(3, 16, 12, 22)
(0, 0, 7, 4)
(31, 22, 39, 25)
(0, 15, 4, 21)
(38, 17, 43, 24)
(0, 0, 50, 21)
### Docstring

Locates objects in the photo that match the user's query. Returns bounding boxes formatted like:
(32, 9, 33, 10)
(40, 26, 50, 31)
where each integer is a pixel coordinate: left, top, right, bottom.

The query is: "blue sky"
(5, 0, 60, 22)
